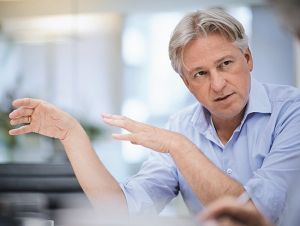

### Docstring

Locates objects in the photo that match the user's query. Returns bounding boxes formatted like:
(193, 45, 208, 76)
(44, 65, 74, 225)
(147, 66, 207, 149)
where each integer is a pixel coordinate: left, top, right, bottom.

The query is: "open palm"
(102, 113, 185, 153)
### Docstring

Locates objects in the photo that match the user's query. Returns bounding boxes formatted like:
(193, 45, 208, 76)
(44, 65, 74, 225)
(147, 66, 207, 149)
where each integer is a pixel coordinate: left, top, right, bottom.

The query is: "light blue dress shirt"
(120, 78, 300, 222)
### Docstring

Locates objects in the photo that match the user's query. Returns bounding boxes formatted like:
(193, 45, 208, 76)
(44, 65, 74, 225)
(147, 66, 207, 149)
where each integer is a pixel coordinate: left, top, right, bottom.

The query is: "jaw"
(210, 104, 247, 129)
(208, 95, 246, 119)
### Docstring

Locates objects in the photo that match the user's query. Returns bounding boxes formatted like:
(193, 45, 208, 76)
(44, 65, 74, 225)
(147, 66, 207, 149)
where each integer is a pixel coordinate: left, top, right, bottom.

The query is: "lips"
(214, 93, 234, 101)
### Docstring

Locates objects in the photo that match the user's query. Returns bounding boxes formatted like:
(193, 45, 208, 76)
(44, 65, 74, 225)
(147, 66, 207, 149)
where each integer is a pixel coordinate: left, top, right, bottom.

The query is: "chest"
(182, 114, 274, 183)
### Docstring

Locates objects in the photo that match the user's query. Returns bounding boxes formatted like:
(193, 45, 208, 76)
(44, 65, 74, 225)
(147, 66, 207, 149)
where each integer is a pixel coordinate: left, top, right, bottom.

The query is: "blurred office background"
(0, 0, 299, 217)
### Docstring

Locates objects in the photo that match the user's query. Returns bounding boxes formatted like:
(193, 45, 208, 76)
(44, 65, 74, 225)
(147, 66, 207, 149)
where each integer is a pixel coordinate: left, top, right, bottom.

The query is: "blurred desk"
(0, 163, 90, 225)
(55, 209, 199, 226)
(0, 164, 200, 226)
(0, 163, 82, 192)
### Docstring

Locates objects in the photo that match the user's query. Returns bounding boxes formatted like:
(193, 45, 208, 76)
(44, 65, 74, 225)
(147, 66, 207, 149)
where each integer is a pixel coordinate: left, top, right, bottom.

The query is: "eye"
(220, 60, 233, 68)
(194, 71, 207, 78)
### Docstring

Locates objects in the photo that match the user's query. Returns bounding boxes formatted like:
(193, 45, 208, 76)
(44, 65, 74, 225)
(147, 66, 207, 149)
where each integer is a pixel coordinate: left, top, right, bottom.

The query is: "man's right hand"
(199, 196, 273, 226)
(9, 98, 78, 141)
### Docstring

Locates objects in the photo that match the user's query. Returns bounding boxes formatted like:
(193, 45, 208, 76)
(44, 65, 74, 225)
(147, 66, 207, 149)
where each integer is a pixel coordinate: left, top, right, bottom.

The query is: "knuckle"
(130, 135, 138, 144)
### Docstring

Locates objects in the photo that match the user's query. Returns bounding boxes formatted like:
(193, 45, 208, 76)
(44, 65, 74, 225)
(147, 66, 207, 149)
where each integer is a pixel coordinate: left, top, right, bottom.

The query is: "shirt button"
(226, 168, 233, 175)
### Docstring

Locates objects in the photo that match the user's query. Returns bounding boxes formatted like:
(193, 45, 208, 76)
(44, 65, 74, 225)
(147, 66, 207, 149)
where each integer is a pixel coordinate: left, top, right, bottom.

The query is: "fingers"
(9, 125, 32, 136)
(200, 197, 238, 222)
(102, 113, 138, 142)
(9, 107, 34, 119)
(102, 113, 145, 133)
(199, 197, 265, 226)
(10, 116, 32, 126)
(102, 113, 124, 120)
(102, 113, 127, 127)
(216, 217, 245, 226)
(9, 107, 34, 128)
(12, 98, 41, 108)
(112, 133, 136, 143)
(202, 219, 219, 226)
(102, 113, 145, 144)
(8, 99, 37, 137)
(112, 133, 129, 140)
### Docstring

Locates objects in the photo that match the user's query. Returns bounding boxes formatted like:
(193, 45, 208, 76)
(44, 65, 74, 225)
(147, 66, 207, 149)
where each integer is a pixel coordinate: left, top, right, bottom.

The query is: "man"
(198, 1, 300, 226)
(9, 8, 300, 224)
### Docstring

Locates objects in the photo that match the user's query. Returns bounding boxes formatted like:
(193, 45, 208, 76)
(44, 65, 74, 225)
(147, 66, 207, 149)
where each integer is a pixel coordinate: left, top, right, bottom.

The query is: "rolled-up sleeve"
(244, 175, 287, 222)
(120, 179, 157, 214)
(119, 152, 179, 214)
(245, 102, 300, 223)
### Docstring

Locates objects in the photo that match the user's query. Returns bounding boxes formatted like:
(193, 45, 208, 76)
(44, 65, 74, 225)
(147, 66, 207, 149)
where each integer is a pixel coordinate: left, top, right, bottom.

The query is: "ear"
(243, 48, 253, 72)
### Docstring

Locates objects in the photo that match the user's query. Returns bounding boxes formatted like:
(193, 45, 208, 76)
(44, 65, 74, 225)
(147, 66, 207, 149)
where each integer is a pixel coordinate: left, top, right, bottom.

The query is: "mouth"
(214, 93, 234, 102)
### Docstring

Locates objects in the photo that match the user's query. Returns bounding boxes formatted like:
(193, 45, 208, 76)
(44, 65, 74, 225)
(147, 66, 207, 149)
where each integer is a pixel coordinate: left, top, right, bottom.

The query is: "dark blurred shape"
(270, 0, 300, 39)
(0, 163, 81, 192)
(0, 216, 21, 226)
(0, 163, 90, 225)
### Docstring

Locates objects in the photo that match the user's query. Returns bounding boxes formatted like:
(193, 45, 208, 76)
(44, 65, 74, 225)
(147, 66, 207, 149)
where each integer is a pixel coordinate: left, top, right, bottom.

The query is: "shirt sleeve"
(119, 151, 179, 214)
(244, 102, 300, 223)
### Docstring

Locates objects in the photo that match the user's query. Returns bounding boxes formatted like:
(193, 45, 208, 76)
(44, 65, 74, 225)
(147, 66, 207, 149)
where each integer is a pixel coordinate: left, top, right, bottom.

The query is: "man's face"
(181, 33, 253, 122)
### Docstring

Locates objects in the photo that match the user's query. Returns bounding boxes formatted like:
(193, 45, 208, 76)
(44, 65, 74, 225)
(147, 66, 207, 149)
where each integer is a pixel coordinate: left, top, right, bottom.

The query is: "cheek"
(236, 76, 251, 101)
(189, 85, 211, 105)
(231, 64, 251, 88)
(232, 62, 247, 74)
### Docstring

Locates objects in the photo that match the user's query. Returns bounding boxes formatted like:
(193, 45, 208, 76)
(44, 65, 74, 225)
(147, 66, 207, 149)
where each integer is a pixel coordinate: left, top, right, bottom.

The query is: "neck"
(212, 109, 245, 144)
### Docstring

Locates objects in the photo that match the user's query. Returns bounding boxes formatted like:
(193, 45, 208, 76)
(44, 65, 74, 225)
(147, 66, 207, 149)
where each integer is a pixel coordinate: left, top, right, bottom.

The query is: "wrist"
(169, 133, 194, 156)
(60, 119, 84, 145)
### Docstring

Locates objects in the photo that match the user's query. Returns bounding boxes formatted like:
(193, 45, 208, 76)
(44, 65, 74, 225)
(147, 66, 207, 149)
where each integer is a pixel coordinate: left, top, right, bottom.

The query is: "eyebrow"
(187, 55, 234, 76)
(215, 55, 233, 65)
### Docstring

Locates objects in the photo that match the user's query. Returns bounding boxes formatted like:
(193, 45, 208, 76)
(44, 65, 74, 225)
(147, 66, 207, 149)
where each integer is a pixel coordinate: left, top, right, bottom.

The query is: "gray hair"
(169, 8, 249, 76)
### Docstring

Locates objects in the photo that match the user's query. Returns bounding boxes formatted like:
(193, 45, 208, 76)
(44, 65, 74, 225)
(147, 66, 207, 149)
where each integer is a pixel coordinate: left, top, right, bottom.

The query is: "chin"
(213, 108, 245, 121)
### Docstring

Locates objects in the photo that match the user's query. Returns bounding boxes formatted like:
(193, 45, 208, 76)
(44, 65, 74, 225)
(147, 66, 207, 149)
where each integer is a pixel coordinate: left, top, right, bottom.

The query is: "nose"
(210, 71, 226, 92)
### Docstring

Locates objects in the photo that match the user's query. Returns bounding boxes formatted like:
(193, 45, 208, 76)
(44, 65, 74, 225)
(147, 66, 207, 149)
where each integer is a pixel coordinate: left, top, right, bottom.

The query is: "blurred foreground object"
(271, 0, 300, 39)
(0, 163, 90, 225)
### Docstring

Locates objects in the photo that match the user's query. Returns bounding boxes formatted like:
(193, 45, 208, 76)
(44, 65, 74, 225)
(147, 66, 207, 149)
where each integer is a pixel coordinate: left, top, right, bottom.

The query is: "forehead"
(182, 34, 240, 72)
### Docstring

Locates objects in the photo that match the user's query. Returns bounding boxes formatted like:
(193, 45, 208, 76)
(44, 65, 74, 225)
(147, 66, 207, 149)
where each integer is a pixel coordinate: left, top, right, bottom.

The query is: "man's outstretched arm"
(9, 98, 127, 215)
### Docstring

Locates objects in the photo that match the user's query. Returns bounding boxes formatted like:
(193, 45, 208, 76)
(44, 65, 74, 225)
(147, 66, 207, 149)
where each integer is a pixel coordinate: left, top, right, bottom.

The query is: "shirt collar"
(191, 77, 271, 134)
(244, 77, 271, 116)
(191, 103, 210, 134)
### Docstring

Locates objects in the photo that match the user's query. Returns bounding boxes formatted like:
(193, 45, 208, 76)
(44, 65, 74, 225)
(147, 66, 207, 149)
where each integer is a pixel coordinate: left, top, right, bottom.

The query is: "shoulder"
(262, 83, 300, 104)
(263, 83, 300, 128)
(169, 102, 199, 122)
(166, 102, 202, 132)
